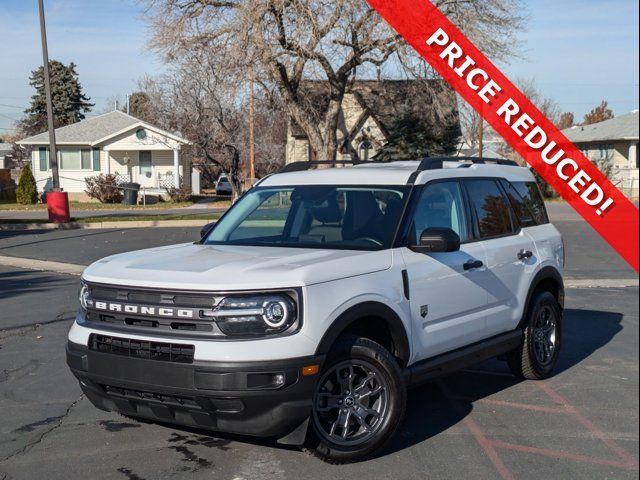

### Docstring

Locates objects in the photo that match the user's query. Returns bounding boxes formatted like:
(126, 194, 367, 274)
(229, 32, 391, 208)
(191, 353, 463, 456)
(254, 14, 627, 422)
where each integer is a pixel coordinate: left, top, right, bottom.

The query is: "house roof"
(458, 147, 505, 159)
(562, 110, 639, 143)
(17, 110, 189, 146)
(289, 79, 460, 139)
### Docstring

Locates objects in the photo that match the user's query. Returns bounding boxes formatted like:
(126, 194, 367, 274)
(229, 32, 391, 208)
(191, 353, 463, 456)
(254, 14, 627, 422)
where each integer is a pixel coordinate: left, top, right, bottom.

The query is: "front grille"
(85, 312, 215, 334)
(90, 334, 195, 364)
(84, 282, 220, 338)
(90, 284, 215, 308)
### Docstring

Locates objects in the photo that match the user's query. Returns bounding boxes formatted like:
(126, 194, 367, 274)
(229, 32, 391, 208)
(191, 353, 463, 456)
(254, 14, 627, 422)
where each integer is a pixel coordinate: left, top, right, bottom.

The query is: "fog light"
(273, 373, 285, 387)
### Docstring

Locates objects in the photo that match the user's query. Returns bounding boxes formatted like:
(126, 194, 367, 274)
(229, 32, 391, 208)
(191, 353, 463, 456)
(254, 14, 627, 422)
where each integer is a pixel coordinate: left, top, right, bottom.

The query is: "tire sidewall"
(525, 291, 562, 377)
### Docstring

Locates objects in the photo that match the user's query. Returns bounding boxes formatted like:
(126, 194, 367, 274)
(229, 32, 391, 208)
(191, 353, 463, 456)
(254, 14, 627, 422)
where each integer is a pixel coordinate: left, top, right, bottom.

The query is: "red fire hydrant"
(46, 190, 70, 223)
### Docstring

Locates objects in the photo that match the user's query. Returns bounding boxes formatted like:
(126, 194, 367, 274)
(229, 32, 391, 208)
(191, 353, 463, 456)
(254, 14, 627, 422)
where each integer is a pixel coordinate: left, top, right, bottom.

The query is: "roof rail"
(280, 160, 377, 173)
(416, 156, 519, 171)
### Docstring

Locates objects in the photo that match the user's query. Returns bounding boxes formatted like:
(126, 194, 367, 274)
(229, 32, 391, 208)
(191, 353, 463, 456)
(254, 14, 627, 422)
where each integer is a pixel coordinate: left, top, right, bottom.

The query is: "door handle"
(463, 260, 483, 271)
(518, 249, 533, 261)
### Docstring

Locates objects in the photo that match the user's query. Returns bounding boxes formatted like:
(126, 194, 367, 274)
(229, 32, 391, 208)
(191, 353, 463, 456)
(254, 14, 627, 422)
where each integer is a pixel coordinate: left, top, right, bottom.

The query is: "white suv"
(67, 158, 564, 463)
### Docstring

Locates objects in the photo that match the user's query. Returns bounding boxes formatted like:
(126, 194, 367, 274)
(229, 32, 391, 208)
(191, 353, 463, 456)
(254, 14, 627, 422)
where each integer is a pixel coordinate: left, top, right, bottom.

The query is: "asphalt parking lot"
(0, 203, 638, 479)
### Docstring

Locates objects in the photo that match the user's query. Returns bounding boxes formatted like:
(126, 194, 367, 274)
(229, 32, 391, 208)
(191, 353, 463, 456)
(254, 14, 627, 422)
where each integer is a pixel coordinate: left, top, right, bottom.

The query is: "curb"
(0, 219, 214, 231)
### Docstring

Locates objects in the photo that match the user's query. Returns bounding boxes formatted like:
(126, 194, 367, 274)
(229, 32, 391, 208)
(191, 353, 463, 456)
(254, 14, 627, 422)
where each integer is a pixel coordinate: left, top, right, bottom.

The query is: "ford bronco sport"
(67, 157, 564, 463)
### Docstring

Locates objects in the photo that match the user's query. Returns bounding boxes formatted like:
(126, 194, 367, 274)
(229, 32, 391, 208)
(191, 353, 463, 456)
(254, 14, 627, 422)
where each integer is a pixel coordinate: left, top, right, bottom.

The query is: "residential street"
(0, 204, 638, 480)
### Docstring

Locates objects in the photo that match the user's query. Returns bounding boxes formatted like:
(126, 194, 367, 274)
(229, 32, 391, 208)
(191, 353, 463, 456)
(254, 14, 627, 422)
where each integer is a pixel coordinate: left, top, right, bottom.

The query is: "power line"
(0, 103, 26, 110)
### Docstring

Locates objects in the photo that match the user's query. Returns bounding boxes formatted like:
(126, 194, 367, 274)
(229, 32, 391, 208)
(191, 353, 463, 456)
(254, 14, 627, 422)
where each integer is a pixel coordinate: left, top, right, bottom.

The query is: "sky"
(0, 0, 638, 137)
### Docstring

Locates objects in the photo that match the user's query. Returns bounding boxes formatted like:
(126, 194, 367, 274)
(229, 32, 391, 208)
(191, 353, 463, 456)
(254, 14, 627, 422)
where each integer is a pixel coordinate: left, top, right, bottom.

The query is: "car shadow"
(100, 306, 624, 461)
(381, 306, 624, 456)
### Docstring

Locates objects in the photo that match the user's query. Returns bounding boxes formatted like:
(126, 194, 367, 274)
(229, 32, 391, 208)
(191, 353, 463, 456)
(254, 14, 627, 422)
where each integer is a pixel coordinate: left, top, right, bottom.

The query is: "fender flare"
(314, 301, 411, 365)
(518, 265, 565, 329)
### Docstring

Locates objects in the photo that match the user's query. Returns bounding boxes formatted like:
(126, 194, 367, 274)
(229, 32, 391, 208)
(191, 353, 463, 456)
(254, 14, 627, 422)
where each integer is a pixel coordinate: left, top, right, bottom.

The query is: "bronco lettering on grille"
(93, 301, 194, 318)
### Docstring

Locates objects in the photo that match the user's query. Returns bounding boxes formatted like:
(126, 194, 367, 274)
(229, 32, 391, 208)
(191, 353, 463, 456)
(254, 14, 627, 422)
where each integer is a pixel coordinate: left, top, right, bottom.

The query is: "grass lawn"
(0, 212, 222, 224)
(0, 198, 230, 211)
(77, 213, 222, 223)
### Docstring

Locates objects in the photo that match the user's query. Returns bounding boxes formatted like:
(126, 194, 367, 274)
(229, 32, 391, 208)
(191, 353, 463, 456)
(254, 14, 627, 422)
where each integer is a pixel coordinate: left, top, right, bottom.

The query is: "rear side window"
(464, 179, 515, 239)
(500, 180, 549, 226)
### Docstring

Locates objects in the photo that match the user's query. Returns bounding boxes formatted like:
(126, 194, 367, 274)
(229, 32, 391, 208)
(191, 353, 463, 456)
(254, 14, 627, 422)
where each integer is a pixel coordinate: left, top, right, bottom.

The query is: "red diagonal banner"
(366, 0, 639, 272)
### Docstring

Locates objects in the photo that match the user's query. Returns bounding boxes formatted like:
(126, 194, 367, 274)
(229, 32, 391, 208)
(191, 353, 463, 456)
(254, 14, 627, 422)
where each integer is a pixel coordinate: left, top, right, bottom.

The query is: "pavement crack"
(0, 394, 84, 464)
(0, 314, 75, 338)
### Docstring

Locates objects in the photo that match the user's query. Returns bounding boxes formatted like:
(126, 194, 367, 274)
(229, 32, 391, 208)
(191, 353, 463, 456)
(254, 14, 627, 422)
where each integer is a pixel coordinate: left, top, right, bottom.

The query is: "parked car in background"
(215, 174, 233, 196)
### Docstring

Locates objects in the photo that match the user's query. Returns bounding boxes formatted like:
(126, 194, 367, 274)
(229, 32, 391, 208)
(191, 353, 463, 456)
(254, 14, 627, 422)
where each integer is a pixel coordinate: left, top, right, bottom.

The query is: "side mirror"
(410, 227, 460, 254)
(200, 222, 216, 240)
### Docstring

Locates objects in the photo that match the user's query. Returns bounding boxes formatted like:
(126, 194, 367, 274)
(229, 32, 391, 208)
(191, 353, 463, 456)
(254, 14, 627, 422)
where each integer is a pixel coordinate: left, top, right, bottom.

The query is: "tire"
(508, 290, 562, 380)
(307, 336, 406, 464)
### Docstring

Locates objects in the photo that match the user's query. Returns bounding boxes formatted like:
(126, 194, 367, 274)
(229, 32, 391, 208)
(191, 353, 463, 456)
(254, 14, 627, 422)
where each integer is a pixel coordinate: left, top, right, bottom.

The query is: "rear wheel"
(308, 337, 405, 463)
(508, 290, 562, 379)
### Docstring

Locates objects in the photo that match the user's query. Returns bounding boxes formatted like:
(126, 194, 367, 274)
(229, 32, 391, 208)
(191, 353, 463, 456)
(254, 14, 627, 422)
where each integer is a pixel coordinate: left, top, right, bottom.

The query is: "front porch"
(106, 149, 183, 191)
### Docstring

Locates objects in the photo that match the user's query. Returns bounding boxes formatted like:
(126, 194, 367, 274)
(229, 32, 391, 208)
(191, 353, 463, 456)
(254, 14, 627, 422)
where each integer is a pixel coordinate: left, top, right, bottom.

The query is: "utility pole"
(248, 69, 256, 187)
(38, 0, 69, 222)
(38, 0, 59, 190)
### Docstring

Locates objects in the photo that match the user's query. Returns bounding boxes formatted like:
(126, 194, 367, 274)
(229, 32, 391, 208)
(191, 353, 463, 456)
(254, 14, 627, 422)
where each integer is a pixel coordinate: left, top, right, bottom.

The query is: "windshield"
(204, 185, 409, 250)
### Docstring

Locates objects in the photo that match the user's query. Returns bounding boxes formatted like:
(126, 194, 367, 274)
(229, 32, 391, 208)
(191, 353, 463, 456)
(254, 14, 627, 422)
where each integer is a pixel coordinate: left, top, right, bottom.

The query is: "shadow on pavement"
(383, 306, 624, 456)
(102, 306, 624, 463)
(0, 269, 75, 302)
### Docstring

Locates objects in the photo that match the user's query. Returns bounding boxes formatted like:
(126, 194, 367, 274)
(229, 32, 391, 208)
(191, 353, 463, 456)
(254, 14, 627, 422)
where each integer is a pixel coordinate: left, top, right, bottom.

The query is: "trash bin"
(122, 183, 140, 205)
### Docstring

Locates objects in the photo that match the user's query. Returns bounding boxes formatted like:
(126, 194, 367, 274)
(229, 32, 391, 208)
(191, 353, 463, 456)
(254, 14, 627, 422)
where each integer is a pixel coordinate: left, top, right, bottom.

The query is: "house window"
(58, 148, 93, 170)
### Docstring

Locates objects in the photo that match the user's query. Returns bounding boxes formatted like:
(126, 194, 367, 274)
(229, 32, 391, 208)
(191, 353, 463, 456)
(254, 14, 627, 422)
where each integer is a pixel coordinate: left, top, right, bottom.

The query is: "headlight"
(212, 293, 298, 336)
(79, 282, 93, 311)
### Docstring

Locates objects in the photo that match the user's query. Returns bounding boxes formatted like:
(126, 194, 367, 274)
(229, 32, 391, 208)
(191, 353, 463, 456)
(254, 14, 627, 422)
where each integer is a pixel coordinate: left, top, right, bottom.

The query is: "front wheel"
(307, 337, 406, 463)
(508, 290, 562, 379)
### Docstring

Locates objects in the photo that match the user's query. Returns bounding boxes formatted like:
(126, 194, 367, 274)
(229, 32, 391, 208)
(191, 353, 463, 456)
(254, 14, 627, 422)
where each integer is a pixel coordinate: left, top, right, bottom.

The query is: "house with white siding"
(17, 111, 190, 200)
(562, 110, 639, 198)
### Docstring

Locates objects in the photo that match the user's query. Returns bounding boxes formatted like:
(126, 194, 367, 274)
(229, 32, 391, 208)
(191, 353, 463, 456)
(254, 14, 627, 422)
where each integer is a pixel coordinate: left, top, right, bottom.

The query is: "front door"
(138, 151, 154, 188)
(402, 180, 490, 361)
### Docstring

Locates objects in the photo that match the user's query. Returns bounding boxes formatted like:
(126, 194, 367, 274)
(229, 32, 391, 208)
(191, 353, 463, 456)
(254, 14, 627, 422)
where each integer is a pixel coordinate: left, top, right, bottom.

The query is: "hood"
(82, 243, 392, 290)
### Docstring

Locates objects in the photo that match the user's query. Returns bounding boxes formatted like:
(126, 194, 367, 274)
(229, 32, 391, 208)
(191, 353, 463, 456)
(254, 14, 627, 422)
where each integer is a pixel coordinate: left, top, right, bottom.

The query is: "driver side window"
(412, 181, 469, 243)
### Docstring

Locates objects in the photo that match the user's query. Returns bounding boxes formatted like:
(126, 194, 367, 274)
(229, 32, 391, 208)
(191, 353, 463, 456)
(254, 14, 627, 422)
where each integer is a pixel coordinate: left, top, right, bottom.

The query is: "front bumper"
(66, 341, 323, 440)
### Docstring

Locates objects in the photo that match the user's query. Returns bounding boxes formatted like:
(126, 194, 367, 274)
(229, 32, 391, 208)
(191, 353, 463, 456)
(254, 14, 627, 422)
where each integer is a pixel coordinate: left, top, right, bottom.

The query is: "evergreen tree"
(19, 60, 94, 136)
(374, 107, 460, 162)
(16, 163, 38, 205)
(126, 91, 156, 123)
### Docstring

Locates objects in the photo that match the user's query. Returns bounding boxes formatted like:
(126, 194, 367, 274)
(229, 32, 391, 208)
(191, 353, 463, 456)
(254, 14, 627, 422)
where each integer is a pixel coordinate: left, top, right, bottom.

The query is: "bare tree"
(139, 51, 247, 199)
(458, 100, 481, 149)
(144, 0, 524, 161)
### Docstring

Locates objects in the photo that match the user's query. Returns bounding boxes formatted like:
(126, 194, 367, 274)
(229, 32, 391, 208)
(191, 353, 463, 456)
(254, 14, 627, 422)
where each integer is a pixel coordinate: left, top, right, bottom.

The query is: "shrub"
(16, 163, 38, 204)
(165, 186, 192, 203)
(0, 170, 17, 201)
(85, 174, 123, 203)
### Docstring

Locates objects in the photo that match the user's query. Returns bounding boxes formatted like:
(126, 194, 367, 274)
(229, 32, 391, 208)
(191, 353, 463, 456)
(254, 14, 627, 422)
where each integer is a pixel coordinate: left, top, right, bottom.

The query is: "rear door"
(463, 178, 539, 336)
(401, 180, 490, 361)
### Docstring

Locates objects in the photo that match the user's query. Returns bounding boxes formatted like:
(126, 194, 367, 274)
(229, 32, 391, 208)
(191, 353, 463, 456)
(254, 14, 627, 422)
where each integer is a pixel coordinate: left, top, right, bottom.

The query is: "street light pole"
(38, 0, 59, 190)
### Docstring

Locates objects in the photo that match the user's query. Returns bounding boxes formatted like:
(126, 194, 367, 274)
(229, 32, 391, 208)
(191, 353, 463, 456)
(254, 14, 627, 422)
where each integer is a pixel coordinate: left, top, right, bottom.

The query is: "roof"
(458, 147, 505, 159)
(261, 160, 533, 187)
(289, 79, 460, 139)
(562, 110, 639, 143)
(17, 110, 189, 146)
